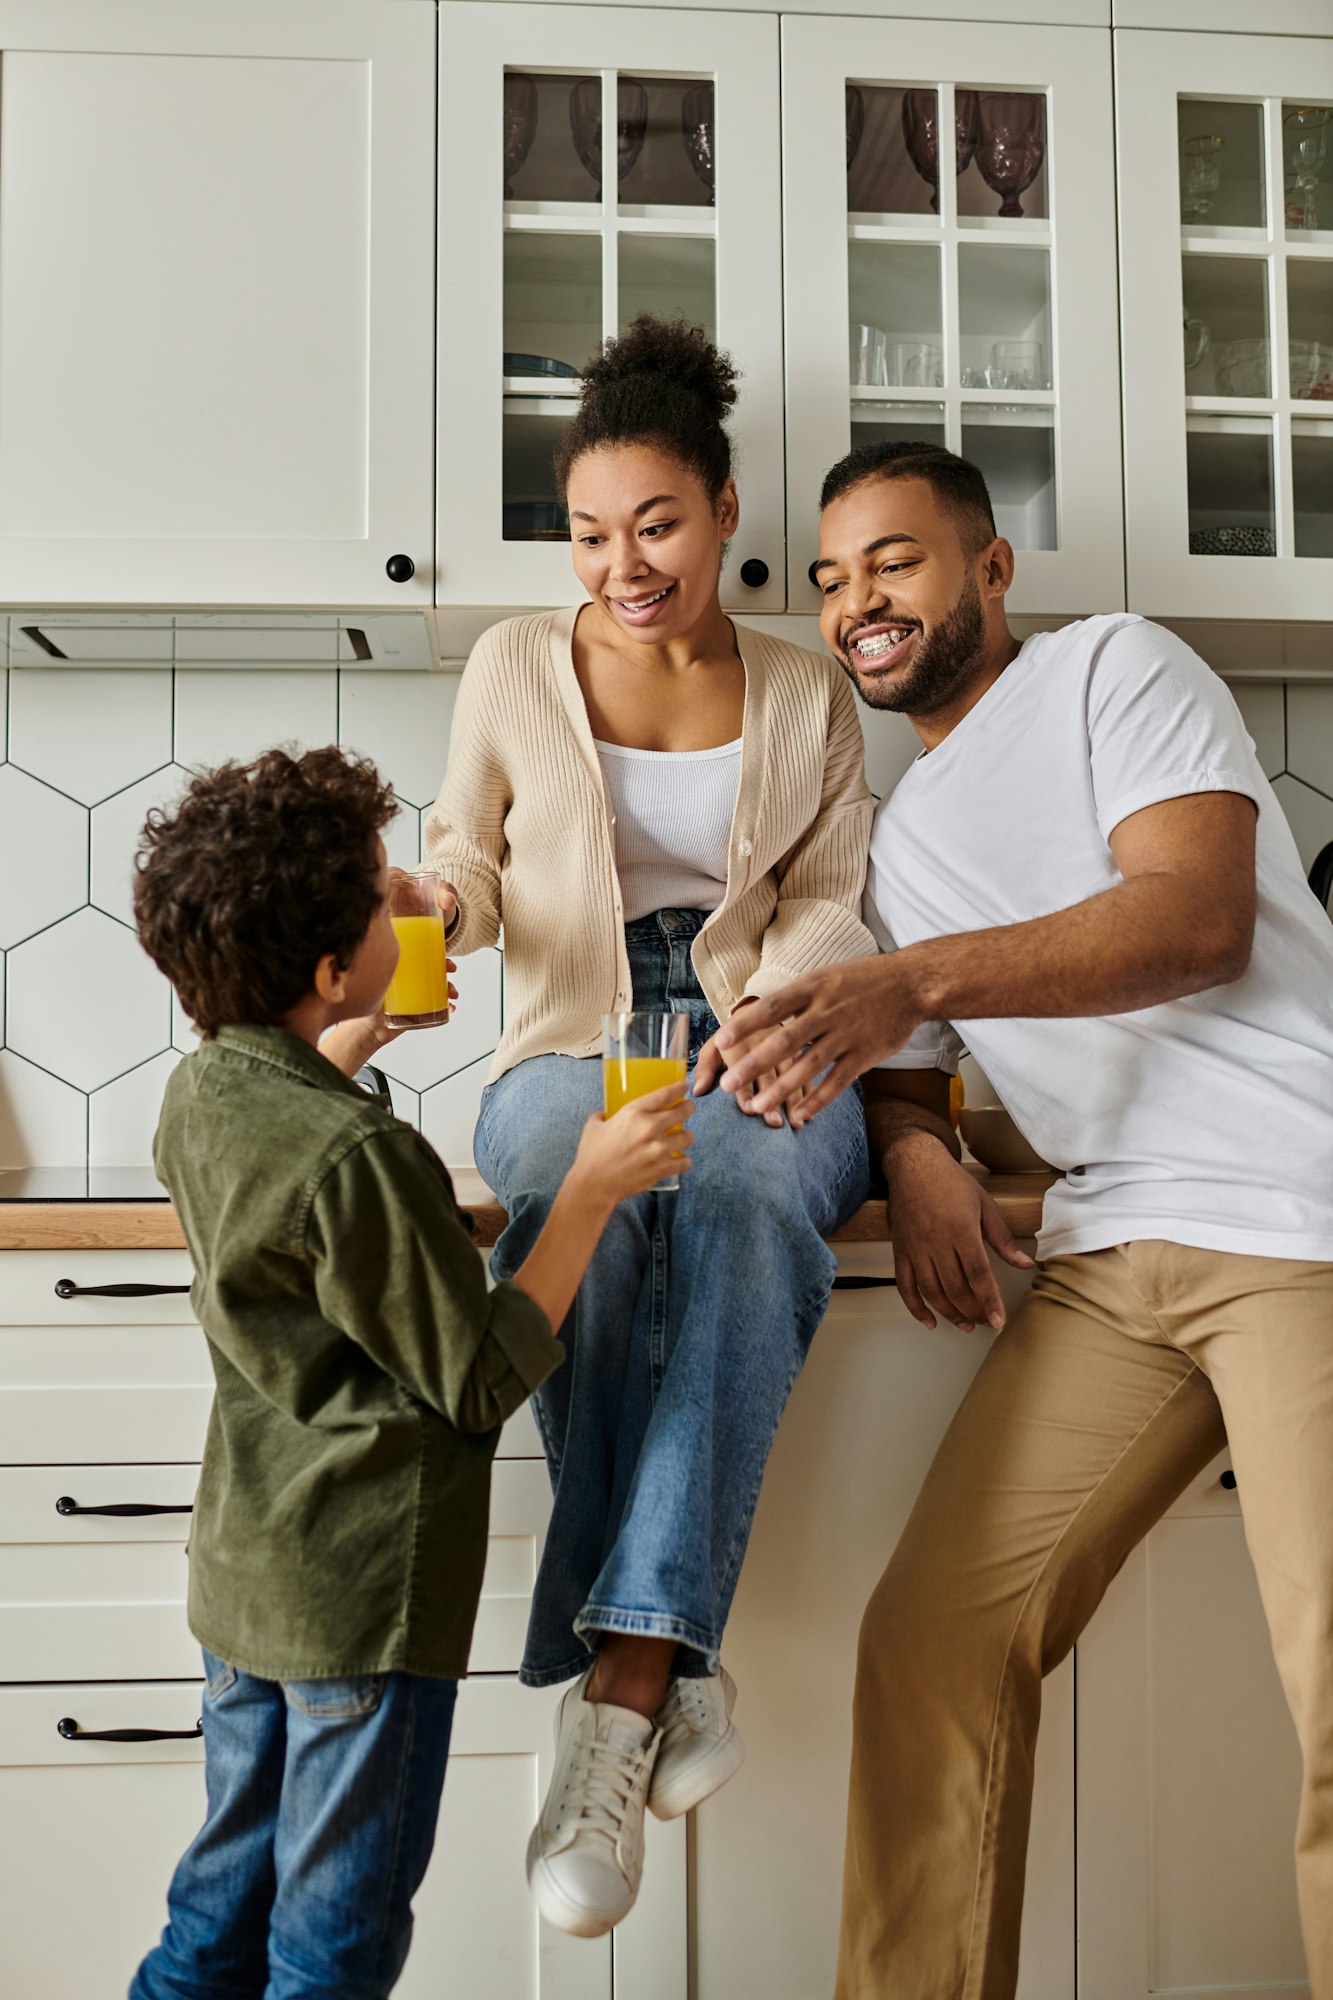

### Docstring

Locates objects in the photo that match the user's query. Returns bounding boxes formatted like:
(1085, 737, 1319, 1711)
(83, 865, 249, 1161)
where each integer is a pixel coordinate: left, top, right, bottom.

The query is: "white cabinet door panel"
(1077, 1450, 1308, 1998)
(692, 1254, 1074, 2000)
(782, 16, 1123, 618)
(0, 0, 434, 606)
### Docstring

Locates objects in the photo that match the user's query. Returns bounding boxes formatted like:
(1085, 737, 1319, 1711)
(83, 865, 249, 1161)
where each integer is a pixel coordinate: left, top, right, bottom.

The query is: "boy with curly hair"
(128, 746, 690, 2000)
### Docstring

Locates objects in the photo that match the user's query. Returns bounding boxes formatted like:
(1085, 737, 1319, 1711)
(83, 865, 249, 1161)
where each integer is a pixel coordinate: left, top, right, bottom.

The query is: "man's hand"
(710, 956, 925, 1124)
(692, 998, 802, 1128)
(887, 1133, 1034, 1332)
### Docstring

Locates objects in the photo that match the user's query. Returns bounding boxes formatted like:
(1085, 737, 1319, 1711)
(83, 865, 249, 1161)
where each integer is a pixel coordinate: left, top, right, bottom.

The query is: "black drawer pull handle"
(831, 1276, 898, 1290)
(57, 1717, 202, 1743)
(55, 1496, 193, 1518)
(1220, 1468, 1238, 1492)
(54, 1279, 191, 1300)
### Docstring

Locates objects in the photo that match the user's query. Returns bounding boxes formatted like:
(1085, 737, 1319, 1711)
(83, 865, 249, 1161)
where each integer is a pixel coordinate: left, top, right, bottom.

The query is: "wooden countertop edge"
(0, 1168, 1057, 1252)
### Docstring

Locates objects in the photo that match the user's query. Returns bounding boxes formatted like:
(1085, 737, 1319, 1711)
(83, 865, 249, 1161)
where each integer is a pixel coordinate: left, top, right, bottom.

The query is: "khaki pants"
(836, 1242, 1333, 2000)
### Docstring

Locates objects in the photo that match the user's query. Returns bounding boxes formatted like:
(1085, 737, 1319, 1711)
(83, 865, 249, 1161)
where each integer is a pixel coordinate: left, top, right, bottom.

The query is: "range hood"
(3, 610, 439, 671)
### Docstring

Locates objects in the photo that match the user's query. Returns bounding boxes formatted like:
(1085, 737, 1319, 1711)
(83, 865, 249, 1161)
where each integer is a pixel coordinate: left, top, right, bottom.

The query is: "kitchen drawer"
(0, 1251, 197, 1325)
(0, 1316, 544, 1463)
(0, 1458, 553, 1681)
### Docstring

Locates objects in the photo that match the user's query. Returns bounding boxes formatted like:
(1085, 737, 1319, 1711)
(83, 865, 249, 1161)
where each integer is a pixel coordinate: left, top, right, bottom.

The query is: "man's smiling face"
(814, 474, 1003, 719)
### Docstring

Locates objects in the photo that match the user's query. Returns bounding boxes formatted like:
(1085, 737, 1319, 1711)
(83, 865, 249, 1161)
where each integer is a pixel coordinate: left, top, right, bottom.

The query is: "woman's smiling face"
(565, 443, 739, 642)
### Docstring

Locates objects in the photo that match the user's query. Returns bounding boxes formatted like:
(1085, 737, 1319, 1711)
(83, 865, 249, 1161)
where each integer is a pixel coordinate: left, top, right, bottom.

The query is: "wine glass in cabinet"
(781, 16, 1123, 620)
(1118, 30, 1333, 621)
(437, 2, 784, 619)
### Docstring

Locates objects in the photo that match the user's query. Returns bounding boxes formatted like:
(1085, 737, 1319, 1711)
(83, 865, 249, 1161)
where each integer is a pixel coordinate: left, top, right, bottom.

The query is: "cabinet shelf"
(504, 202, 716, 239)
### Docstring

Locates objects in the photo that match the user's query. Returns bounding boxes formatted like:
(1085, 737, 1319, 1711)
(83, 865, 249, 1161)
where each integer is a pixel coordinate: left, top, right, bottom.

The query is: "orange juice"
(603, 1055, 688, 1117)
(384, 913, 450, 1027)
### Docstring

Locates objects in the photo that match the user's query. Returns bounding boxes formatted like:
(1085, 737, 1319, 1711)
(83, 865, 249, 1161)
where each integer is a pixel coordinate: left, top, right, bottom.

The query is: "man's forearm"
(867, 1094, 961, 1176)
(899, 872, 1252, 1026)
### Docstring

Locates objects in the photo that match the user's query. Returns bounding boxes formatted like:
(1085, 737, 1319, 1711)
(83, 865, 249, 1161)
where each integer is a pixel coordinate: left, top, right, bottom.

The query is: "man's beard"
(841, 574, 987, 717)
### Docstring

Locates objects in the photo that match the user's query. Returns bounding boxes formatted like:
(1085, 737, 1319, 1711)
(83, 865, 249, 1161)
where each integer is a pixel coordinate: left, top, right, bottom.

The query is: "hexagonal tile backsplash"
(0, 666, 1330, 1186)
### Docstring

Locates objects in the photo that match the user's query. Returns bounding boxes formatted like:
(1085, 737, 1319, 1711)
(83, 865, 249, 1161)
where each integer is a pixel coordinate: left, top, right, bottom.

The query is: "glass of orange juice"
(383, 869, 451, 1030)
(602, 1011, 690, 1191)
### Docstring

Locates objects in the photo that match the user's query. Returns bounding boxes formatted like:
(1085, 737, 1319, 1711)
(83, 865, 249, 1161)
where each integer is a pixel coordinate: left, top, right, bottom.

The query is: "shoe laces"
(559, 1729, 651, 1842)
(659, 1677, 711, 1735)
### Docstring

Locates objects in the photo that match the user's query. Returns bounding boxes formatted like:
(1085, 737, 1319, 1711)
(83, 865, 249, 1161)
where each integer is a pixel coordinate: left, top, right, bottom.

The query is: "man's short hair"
(133, 746, 398, 1038)
(819, 441, 998, 555)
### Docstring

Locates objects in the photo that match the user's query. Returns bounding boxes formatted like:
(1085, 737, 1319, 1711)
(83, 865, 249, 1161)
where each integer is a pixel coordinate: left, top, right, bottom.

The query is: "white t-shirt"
(597, 738, 742, 922)
(865, 614, 1333, 1262)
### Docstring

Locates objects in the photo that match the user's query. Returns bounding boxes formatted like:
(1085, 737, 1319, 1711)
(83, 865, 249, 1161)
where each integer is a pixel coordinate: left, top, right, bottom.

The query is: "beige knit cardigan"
(422, 605, 877, 1083)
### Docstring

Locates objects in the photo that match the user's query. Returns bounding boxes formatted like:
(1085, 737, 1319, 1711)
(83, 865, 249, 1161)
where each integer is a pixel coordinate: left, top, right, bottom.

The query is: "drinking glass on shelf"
(989, 339, 1047, 389)
(1180, 133, 1224, 223)
(502, 73, 538, 199)
(383, 871, 451, 1031)
(1184, 316, 1210, 374)
(901, 88, 980, 214)
(850, 322, 889, 386)
(570, 79, 648, 188)
(602, 1012, 690, 1191)
(682, 82, 715, 203)
(846, 85, 866, 170)
(975, 94, 1045, 218)
(884, 340, 943, 387)
(1284, 107, 1330, 229)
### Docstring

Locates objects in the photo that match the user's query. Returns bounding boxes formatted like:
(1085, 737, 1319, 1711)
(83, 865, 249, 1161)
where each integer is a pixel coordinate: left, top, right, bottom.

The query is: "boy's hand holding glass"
(571, 1078, 695, 1207)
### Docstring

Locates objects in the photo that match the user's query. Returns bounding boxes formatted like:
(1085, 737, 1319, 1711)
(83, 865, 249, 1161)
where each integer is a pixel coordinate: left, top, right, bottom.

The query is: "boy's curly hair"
(133, 746, 398, 1038)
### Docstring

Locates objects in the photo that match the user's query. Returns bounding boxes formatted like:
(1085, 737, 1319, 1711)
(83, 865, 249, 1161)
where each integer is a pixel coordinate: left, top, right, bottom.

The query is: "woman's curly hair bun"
(555, 314, 739, 503)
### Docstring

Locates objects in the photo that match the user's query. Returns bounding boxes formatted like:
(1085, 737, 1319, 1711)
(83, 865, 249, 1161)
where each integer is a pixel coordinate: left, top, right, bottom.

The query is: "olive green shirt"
(155, 1024, 563, 1681)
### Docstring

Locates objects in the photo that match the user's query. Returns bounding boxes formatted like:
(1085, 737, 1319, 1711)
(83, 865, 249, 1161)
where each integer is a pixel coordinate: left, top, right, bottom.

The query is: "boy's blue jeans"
(129, 1652, 457, 2000)
(475, 908, 870, 1687)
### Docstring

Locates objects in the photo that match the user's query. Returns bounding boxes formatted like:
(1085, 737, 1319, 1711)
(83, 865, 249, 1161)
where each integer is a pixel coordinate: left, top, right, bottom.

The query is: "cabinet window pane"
(620, 235, 715, 344)
(1176, 99, 1265, 230)
(616, 77, 715, 209)
(504, 72, 601, 205)
(1293, 423, 1333, 558)
(850, 400, 946, 451)
(503, 233, 601, 381)
(848, 244, 942, 389)
(845, 85, 941, 219)
(959, 246, 1051, 389)
(957, 92, 1047, 223)
(502, 405, 574, 542)
(961, 405, 1056, 550)
(1287, 260, 1333, 400)
(1181, 256, 1270, 398)
(1186, 419, 1275, 555)
(1283, 104, 1331, 235)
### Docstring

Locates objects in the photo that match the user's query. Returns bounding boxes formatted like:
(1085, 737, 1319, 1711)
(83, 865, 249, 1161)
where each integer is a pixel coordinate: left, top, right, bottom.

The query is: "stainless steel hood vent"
(3, 611, 439, 671)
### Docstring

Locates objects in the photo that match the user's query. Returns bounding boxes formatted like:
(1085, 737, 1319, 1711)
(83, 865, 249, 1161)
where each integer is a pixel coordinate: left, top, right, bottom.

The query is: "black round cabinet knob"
(807, 558, 823, 589)
(1220, 1468, 1238, 1491)
(385, 553, 415, 584)
(739, 558, 769, 589)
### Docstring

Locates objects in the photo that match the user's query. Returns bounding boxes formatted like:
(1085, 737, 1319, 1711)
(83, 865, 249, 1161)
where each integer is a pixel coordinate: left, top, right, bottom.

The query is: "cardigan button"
(741, 839, 753, 856)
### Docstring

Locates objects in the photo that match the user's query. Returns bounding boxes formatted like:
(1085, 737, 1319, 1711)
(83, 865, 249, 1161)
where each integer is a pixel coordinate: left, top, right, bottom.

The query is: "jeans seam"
(370, 1683, 419, 1987)
(960, 1358, 1210, 2000)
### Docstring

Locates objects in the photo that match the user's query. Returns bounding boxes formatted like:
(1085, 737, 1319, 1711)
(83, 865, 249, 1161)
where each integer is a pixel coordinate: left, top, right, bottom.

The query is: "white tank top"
(595, 738, 742, 923)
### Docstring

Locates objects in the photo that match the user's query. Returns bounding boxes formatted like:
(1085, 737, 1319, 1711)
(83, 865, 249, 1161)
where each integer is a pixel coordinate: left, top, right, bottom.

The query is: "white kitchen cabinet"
(436, 1, 785, 615)
(781, 15, 1124, 618)
(0, 0, 435, 608)
(694, 1250, 1076, 2000)
(0, 1675, 685, 2000)
(1118, 30, 1333, 621)
(1114, 2, 1330, 34)
(1077, 1450, 1309, 1998)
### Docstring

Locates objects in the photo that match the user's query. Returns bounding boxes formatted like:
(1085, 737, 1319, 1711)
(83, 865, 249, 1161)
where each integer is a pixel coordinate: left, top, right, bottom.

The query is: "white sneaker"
(526, 1670, 661, 1938)
(648, 1667, 745, 1821)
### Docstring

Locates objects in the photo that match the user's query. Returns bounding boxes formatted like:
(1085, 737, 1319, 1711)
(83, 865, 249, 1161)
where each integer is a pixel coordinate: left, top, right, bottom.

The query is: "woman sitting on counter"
(419, 316, 875, 1938)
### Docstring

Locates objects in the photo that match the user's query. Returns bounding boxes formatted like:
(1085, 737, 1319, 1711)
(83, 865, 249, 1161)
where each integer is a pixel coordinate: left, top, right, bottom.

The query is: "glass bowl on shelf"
(502, 353, 581, 380)
(1290, 342, 1333, 400)
(1187, 525, 1277, 557)
(1212, 337, 1270, 398)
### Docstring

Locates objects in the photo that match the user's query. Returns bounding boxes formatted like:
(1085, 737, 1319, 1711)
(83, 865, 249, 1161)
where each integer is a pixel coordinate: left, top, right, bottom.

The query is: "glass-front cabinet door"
(1118, 31, 1333, 621)
(781, 18, 1123, 618)
(437, 2, 783, 613)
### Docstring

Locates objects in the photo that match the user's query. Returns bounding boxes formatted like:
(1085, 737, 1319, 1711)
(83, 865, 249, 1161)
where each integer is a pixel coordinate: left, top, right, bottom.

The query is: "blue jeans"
(474, 908, 870, 1686)
(129, 1653, 457, 2000)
